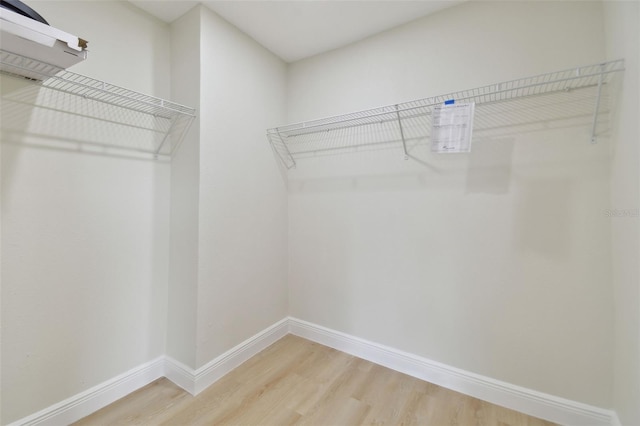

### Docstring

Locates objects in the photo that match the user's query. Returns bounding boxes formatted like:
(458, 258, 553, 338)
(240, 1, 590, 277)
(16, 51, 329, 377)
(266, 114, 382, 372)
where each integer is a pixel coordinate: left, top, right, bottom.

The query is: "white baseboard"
(165, 317, 290, 395)
(8, 356, 165, 426)
(164, 355, 197, 395)
(9, 317, 619, 426)
(193, 317, 289, 394)
(10, 319, 289, 426)
(289, 317, 617, 426)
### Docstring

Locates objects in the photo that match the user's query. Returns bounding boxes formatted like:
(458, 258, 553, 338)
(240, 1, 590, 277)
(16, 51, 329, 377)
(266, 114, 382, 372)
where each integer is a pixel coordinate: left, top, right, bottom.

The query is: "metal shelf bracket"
(590, 63, 606, 144)
(395, 104, 409, 160)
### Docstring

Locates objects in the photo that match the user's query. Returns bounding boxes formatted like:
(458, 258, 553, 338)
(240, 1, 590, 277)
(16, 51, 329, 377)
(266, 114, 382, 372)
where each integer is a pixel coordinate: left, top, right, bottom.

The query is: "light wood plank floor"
(74, 335, 555, 425)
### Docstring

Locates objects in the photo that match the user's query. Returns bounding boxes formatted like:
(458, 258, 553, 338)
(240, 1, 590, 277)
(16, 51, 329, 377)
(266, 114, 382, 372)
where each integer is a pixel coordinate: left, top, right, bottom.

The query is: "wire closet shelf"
(0, 49, 196, 157)
(267, 59, 625, 170)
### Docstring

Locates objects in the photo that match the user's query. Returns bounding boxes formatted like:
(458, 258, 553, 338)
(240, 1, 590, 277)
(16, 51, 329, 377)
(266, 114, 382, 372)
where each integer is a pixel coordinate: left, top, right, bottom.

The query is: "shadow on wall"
(1, 72, 172, 424)
(513, 177, 573, 259)
(0, 74, 173, 162)
(465, 137, 515, 195)
(1, 76, 35, 199)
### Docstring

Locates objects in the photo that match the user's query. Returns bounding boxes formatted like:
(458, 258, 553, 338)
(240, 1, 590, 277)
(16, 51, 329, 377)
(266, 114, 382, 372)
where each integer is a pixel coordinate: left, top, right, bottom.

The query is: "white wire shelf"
(0, 50, 196, 157)
(267, 59, 625, 169)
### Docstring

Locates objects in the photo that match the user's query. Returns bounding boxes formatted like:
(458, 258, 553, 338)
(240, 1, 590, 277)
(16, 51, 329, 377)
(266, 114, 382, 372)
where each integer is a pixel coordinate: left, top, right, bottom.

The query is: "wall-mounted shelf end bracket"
(590, 63, 606, 144)
(395, 104, 409, 160)
(267, 129, 296, 169)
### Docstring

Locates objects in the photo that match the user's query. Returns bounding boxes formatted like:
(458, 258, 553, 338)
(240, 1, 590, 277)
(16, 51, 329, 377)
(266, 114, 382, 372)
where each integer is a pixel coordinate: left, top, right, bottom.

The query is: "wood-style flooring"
(74, 335, 555, 425)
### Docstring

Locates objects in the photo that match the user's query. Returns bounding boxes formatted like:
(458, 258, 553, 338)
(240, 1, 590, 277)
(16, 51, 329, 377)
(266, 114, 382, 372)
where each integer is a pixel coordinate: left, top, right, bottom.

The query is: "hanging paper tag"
(431, 102, 475, 153)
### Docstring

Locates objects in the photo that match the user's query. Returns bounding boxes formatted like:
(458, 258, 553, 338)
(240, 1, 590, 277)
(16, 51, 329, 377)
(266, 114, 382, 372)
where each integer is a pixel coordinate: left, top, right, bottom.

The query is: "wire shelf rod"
(1, 52, 195, 118)
(266, 59, 624, 168)
(281, 78, 612, 136)
(0, 49, 197, 157)
(280, 82, 607, 139)
(44, 76, 188, 118)
(274, 60, 623, 136)
(50, 72, 194, 116)
(44, 83, 175, 120)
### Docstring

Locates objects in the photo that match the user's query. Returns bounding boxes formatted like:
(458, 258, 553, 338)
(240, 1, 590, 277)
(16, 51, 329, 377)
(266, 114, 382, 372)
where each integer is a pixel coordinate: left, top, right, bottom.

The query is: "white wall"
(603, 2, 640, 425)
(196, 6, 288, 367)
(166, 3, 289, 371)
(287, 1, 613, 407)
(166, 5, 201, 369)
(1, 2, 289, 420)
(3, 0, 633, 422)
(1, 2, 171, 423)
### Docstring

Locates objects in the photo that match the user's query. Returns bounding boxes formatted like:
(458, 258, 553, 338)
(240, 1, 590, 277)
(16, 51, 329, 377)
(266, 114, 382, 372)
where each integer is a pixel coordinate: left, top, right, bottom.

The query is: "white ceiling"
(129, 1, 463, 63)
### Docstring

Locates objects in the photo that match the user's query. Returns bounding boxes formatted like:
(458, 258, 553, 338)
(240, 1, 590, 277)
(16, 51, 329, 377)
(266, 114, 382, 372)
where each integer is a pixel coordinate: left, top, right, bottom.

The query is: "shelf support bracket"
(590, 64, 605, 144)
(155, 115, 178, 157)
(268, 130, 296, 169)
(279, 130, 296, 169)
(395, 105, 408, 160)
